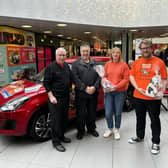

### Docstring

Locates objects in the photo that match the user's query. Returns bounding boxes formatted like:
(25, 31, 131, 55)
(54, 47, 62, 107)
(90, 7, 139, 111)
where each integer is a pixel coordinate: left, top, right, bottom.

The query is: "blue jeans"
(105, 91, 126, 129)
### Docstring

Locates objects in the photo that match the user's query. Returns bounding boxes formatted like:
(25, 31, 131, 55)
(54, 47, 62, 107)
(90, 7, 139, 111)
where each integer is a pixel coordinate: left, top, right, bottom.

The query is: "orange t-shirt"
(130, 56, 167, 100)
(104, 61, 130, 91)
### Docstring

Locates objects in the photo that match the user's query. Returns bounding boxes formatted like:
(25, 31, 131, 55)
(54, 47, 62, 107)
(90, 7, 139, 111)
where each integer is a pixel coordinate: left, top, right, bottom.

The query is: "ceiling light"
(50, 40, 54, 44)
(130, 29, 137, 32)
(57, 34, 64, 37)
(40, 38, 44, 42)
(160, 34, 167, 37)
(73, 38, 78, 41)
(84, 32, 91, 34)
(57, 23, 67, 27)
(43, 31, 52, 34)
(160, 33, 168, 37)
(21, 25, 32, 28)
(114, 40, 121, 45)
(67, 37, 71, 39)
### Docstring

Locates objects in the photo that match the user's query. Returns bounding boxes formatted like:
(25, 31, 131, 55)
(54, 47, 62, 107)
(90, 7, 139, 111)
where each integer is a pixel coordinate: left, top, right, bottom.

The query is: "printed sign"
(21, 47, 36, 64)
(7, 46, 21, 66)
(0, 80, 24, 98)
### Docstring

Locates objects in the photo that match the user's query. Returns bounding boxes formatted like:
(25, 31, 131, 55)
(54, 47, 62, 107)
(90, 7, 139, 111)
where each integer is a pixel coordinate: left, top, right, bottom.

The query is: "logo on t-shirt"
(141, 63, 152, 76)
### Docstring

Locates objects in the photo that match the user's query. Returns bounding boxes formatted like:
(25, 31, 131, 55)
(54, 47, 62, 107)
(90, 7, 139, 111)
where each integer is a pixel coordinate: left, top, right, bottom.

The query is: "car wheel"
(28, 110, 51, 141)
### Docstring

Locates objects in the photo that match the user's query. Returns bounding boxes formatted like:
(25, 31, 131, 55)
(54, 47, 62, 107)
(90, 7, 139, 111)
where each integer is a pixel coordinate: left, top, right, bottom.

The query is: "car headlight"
(0, 96, 30, 112)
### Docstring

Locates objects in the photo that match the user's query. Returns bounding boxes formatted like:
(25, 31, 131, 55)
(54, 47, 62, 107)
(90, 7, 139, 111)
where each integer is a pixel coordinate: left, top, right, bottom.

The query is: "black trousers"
(48, 97, 69, 145)
(75, 95, 98, 133)
(133, 98, 161, 144)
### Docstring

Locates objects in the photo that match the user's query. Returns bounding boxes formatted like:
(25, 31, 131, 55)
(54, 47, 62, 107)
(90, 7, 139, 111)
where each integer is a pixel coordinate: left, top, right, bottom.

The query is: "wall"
(0, 0, 168, 27)
(0, 26, 36, 86)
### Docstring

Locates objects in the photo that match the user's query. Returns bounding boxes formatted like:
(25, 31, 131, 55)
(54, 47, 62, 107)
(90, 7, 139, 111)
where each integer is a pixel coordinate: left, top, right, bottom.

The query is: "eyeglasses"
(140, 47, 151, 50)
(58, 54, 66, 56)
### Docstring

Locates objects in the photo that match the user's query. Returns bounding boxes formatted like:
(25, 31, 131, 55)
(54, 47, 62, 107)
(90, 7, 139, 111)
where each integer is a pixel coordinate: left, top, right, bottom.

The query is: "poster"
(7, 46, 22, 66)
(0, 46, 9, 86)
(0, 26, 26, 46)
(0, 64, 4, 73)
(26, 32, 35, 47)
(21, 47, 36, 64)
(8, 63, 37, 82)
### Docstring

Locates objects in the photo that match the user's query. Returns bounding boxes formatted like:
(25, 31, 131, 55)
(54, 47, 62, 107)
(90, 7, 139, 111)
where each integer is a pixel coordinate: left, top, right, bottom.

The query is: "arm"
(130, 75, 145, 95)
(93, 74, 101, 90)
(48, 91, 57, 104)
(115, 64, 130, 89)
(71, 63, 86, 91)
(43, 66, 52, 93)
(43, 65, 57, 104)
(87, 75, 101, 95)
(161, 79, 168, 93)
(89, 61, 101, 94)
(156, 60, 168, 99)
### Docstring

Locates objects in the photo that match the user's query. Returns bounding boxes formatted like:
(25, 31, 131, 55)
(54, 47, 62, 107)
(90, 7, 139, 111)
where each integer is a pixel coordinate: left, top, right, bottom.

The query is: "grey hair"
(80, 44, 90, 51)
(55, 47, 66, 55)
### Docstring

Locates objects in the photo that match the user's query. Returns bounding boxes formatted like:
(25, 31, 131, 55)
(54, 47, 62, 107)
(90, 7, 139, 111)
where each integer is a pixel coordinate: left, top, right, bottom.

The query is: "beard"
(143, 52, 152, 58)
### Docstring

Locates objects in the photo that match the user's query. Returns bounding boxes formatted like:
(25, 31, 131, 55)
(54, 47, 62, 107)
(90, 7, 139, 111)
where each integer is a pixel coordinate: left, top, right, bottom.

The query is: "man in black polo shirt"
(43, 47, 72, 152)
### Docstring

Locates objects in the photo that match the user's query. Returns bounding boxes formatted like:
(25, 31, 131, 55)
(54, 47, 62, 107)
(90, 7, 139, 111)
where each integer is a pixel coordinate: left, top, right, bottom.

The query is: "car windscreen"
(28, 69, 45, 83)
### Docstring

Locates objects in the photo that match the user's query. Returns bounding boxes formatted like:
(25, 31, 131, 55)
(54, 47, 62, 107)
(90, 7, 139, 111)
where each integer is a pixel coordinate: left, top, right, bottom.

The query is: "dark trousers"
(133, 98, 161, 144)
(48, 97, 69, 145)
(76, 96, 98, 133)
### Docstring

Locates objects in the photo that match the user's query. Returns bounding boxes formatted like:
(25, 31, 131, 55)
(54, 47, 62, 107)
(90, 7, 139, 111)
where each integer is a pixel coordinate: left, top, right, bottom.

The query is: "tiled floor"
(0, 100, 168, 168)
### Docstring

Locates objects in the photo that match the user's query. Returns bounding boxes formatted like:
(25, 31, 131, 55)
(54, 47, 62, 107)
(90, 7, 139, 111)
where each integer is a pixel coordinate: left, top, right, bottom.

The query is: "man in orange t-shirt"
(129, 39, 167, 155)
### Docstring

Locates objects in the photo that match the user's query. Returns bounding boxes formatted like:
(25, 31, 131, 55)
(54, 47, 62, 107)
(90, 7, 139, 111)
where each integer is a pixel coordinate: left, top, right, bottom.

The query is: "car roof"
(65, 56, 110, 63)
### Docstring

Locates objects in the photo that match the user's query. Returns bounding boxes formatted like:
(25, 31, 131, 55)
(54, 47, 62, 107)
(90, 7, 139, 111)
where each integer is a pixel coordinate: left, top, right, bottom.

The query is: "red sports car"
(0, 56, 110, 141)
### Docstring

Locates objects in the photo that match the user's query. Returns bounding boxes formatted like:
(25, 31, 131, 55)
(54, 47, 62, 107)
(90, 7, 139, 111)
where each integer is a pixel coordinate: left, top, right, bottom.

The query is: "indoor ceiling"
(0, 16, 168, 44)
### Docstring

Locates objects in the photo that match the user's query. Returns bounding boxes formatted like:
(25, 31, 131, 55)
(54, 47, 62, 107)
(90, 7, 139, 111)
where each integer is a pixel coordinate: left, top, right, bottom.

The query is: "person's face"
(140, 43, 153, 59)
(155, 51, 160, 56)
(56, 50, 67, 64)
(111, 49, 121, 62)
(80, 46, 90, 61)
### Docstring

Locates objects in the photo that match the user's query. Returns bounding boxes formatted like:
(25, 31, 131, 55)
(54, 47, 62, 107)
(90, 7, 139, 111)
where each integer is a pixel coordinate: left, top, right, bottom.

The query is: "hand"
(155, 92, 164, 100)
(85, 86, 96, 95)
(85, 86, 90, 94)
(89, 86, 96, 94)
(136, 87, 146, 95)
(49, 95, 57, 104)
(110, 85, 117, 91)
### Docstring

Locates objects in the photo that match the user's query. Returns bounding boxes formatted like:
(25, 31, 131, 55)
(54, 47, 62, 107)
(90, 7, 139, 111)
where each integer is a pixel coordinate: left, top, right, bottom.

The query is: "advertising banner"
(26, 32, 35, 47)
(21, 47, 36, 64)
(8, 63, 36, 82)
(7, 46, 22, 66)
(0, 26, 26, 46)
(0, 46, 9, 86)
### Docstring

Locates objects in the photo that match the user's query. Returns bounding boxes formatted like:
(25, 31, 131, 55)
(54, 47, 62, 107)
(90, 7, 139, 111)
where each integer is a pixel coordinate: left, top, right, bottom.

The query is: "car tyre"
(28, 110, 51, 142)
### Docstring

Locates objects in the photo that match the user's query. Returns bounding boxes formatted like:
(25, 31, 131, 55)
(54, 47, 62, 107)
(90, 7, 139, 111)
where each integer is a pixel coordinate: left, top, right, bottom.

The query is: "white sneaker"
(103, 129, 113, 138)
(151, 144, 160, 155)
(114, 129, 120, 140)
